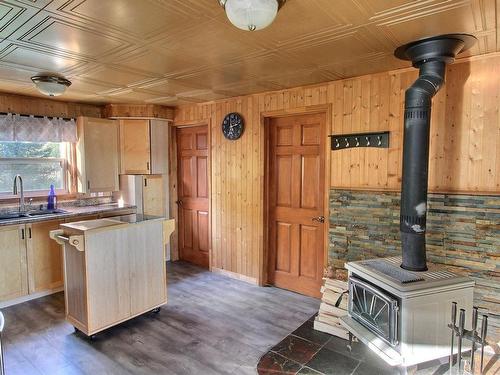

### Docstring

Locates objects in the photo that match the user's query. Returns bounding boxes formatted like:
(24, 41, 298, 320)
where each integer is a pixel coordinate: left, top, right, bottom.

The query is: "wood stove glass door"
(348, 277, 399, 347)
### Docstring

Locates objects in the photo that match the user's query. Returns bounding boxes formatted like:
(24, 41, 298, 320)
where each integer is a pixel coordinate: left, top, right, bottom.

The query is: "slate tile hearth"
(257, 315, 454, 375)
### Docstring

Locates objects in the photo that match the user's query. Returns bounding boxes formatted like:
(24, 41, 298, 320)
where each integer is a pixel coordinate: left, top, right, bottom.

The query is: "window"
(0, 141, 69, 195)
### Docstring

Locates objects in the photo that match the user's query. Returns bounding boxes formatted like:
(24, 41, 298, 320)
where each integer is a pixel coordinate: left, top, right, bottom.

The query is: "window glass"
(0, 142, 68, 194)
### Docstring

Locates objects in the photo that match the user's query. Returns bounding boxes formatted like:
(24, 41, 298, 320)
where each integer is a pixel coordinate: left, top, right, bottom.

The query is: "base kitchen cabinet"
(50, 216, 169, 336)
(26, 220, 64, 293)
(0, 225, 28, 302)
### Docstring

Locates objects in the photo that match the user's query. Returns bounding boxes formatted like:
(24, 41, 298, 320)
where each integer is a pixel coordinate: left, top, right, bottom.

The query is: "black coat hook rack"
(329, 131, 389, 150)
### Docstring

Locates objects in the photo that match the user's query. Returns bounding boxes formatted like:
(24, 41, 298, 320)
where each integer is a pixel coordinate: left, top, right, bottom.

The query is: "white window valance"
(0, 113, 77, 143)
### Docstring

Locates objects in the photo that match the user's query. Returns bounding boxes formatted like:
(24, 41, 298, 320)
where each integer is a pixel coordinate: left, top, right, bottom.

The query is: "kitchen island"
(51, 214, 173, 337)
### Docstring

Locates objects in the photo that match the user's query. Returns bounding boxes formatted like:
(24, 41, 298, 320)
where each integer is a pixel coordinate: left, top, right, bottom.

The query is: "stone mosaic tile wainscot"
(329, 189, 500, 341)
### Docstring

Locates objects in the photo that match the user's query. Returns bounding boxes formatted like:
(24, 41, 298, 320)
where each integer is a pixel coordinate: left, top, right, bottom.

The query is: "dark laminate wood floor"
(2, 261, 320, 375)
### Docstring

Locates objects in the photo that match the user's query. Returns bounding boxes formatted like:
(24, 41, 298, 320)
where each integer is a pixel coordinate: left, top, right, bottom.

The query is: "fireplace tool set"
(448, 302, 489, 374)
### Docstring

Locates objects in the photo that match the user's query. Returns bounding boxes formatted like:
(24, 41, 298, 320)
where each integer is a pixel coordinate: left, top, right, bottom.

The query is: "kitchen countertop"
(0, 203, 136, 227)
(110, 214, 164, 224)
(61, 214, 165, 232)
(60, 214, 165, 232)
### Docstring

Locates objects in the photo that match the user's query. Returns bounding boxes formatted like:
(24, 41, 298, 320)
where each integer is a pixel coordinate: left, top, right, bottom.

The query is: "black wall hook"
(329, 131, 389, 150)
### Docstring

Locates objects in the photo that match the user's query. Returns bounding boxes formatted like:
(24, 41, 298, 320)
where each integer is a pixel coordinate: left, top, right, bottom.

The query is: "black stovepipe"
(395, 34, 476, 271)
(400, 60, 445, 271)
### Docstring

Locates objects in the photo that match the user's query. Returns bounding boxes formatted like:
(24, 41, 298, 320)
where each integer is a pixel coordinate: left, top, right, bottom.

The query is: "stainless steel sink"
(26, 209, 68, 217)
(0, 213, 29, 220)
(0, 209, 68, 221)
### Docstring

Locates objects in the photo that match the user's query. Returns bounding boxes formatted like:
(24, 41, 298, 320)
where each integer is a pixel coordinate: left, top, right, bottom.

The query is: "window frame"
(0, 142, 72, 198)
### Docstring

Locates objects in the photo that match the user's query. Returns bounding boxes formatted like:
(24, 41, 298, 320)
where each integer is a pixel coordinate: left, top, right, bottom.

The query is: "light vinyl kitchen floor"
(2, 261, 320, 375)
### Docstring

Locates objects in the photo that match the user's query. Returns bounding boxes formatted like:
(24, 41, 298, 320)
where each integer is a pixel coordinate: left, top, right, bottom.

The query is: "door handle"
(312, 216, 325, 223)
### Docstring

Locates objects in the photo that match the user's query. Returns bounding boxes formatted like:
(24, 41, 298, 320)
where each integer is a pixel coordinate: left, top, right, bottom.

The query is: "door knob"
(312, 216, 325, 223)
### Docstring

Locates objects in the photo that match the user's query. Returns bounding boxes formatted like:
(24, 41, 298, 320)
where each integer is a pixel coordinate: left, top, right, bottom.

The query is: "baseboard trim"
(0, 287, 63, 309)
(211, 267, 258, 285)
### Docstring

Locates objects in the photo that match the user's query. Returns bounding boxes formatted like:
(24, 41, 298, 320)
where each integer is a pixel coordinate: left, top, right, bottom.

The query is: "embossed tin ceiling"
(0, 0, 497, 105)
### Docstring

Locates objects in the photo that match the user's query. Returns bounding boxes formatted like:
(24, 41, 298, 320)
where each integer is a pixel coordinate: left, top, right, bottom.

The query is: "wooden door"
(0, 225, 28, 302)
(26, 220, 64, 293)
(267, 114, 326, 298)
(119, 119, 151, 174)
(176, 125, 209, 268)
(143, 175, 165, 217)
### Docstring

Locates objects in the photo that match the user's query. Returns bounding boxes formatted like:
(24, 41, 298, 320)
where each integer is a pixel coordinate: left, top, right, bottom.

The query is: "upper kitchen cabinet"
(76, 117, 120, 193)
(119, 119, 169, 175)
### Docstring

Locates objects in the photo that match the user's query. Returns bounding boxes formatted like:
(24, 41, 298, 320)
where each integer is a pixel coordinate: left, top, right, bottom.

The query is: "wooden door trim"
(170, 120, 212, 269)
(260, 105, 332, 288)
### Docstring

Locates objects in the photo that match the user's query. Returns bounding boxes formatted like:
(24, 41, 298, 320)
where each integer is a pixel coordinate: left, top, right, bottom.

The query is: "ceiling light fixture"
(31, 75, 72, 97)
(219, 0, 286, 31)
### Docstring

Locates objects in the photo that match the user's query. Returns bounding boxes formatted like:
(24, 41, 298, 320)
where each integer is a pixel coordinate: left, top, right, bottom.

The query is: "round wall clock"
(222, 112, 244, 140)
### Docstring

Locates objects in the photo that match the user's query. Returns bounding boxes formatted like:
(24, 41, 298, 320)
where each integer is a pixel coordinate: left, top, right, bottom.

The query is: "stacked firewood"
(314, 277, 350, 339)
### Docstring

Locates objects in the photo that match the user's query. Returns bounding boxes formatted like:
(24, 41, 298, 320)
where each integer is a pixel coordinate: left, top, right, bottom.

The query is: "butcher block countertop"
(60, 214, 164, 232)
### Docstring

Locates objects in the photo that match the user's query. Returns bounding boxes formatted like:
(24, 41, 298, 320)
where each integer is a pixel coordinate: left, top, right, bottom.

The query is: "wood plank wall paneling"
(174, 53, 500, 283)
(0, 91, 103, 118)
(103, 104, 174, 120)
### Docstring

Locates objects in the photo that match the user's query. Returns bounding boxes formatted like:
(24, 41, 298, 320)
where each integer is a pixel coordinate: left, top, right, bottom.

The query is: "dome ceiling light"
(218, 0, 286, 31)
(31, 75, 72, 97)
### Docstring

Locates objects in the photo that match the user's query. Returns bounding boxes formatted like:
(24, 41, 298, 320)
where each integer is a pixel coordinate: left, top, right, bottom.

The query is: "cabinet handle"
(21, 228, 25, 240)
(28, 227, 32, 239)
(87, 180, 90, 190)
(146, 161, 150, 171)
(144, 178, 148, 187)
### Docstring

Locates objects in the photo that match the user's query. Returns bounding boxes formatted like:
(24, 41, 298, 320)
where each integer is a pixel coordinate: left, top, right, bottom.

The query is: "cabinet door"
(0, 225, 28, 302)
(150, 119, 169, 174)
(86, 229, 131, 332)
(26, 220, 64, 293)
(77, 117, 119, 193)
(129, 221, 166, 315)
(120, 119, 151, 174)
(143, 175, 164, 217)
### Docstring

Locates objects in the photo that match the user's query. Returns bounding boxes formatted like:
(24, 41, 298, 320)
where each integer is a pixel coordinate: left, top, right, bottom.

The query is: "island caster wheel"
(74, 327, 81, 334)
(151, 307, 161, 314)
(89, 334, 97, 341)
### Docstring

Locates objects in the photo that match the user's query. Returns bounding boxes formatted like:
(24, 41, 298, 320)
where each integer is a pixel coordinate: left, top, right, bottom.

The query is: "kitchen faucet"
(13, 175, 25, 213)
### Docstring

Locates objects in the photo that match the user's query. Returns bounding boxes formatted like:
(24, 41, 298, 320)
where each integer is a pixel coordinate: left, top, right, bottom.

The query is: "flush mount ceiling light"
(31, 75, 72, 97)
(219, 0, 286, 31)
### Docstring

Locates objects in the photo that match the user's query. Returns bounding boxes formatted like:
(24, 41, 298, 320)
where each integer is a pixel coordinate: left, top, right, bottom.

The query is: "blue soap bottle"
(47, 184, 57, 210)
